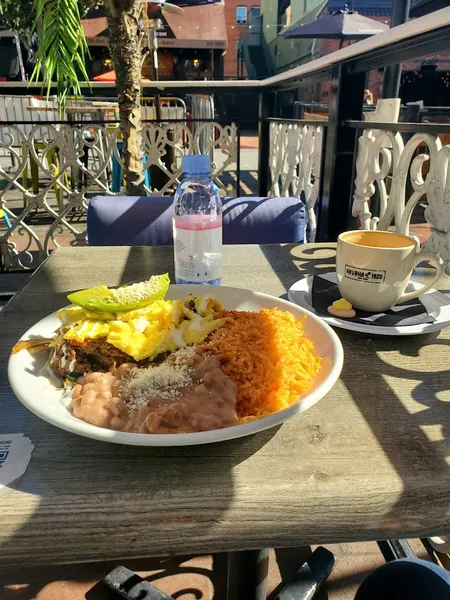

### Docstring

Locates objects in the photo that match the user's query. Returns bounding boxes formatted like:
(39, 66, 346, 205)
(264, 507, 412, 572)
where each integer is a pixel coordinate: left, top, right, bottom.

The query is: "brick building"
(81, 3, 228, 82)
(224, 0, 260, 78)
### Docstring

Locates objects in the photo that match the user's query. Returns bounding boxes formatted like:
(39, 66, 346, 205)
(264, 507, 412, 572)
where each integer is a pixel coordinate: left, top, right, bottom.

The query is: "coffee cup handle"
(398, 251, 444, 304)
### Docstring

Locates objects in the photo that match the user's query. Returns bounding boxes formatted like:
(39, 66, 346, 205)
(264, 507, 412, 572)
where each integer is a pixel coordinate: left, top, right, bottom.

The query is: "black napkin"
(311, 275, 435, 327)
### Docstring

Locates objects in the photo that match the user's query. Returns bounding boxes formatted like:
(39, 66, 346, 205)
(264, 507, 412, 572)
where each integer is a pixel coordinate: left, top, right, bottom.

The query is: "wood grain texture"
(1, 244, 450, 567)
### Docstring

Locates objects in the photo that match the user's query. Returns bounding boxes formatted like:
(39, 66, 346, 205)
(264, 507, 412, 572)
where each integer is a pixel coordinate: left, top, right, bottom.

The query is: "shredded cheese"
(117, 347, 196, 411)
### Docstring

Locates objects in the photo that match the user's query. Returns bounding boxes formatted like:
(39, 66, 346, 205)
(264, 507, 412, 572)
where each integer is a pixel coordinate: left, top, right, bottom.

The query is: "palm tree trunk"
(105, 0, 146, 196)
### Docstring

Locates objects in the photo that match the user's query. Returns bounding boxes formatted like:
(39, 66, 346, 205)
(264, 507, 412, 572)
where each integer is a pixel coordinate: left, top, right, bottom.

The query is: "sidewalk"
(240, 136, 258, 150)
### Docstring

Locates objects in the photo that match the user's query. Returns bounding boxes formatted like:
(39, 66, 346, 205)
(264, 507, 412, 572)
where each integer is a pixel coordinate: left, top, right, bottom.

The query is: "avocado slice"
(67, 274, 170, 313)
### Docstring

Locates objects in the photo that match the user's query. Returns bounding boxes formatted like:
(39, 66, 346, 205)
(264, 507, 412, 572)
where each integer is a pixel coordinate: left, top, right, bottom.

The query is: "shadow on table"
(260, 242, 450, 539)
(0, 253, 285, 577)
(260, 244, 337, 295)
(0, 431, 281, 598)
(0, 424, 280, 563)
(78, 244, 337, 298)
(338, 327, 450, 537)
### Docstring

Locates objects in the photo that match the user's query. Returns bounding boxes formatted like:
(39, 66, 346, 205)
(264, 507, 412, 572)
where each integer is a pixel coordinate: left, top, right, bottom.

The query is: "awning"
(82, 5, 227, 50)
(410, 0, 450, 16)
(81, 17, 108, 46)
(159, 4, 227, 49)
(93, 70, 152, 82)
(81, 17, 108, 37)
(282, 11, 388, 39)
(165, 0, 221, 5)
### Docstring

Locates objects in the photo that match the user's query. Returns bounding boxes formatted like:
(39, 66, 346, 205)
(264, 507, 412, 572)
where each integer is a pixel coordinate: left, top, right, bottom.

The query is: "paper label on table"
(0, 434, 34, 489)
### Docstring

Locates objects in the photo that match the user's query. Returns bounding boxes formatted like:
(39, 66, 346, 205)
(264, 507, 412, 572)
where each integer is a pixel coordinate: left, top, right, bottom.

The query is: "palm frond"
(30, 0, 90, 108)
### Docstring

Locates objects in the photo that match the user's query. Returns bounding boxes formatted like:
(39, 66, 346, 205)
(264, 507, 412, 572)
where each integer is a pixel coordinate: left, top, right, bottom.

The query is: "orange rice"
(200, 308, 322, 418)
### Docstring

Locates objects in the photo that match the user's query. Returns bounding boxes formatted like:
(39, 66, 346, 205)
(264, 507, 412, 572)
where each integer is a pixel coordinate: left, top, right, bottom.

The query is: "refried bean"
(70, 349, 238, 434)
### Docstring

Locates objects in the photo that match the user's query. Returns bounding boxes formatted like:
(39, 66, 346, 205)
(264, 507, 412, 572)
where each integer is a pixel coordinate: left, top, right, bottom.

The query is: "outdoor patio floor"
(0, 540, 432, 600)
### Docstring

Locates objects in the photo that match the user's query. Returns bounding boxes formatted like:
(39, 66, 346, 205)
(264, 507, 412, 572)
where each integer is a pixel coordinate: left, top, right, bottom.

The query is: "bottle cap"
(183, 154, 211, 175)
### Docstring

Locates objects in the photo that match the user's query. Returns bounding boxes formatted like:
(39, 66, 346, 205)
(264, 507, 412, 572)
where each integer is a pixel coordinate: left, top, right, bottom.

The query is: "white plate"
(8, 285, 343, 446)
(288, 273, 450, 336)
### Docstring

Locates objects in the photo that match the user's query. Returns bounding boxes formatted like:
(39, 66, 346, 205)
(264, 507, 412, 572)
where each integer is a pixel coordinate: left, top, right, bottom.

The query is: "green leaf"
(29, 0, 91, 110)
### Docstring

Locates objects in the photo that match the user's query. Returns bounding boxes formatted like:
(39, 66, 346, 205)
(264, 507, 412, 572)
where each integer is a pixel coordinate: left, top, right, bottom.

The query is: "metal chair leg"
(377, 539, 416, 562)
(227, 549, 270, 600)
(103, 565, 174, 600)
(275, 546, 335, 600)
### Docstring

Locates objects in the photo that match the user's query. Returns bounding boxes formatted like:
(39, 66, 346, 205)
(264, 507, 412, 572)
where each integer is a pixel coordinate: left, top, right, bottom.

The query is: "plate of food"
(9, 274, 343, 446)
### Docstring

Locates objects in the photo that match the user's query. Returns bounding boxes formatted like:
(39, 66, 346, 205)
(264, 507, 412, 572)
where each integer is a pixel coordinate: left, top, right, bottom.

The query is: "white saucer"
(288, 273, 450, 336)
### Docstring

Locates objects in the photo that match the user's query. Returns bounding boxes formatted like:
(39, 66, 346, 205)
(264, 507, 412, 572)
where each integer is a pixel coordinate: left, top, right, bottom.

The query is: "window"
(236, 6, 248, 24)
(280, 5, 291, 28)
(250, 6, 260, 17)
(278, 0, 291, 32)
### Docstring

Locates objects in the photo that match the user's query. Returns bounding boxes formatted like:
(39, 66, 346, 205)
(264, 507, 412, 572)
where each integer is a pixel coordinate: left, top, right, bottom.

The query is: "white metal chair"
(352, 98, 450, 274)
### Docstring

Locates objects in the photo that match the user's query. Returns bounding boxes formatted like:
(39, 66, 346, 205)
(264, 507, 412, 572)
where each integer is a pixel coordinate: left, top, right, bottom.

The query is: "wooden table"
(1, 245, 450, 572)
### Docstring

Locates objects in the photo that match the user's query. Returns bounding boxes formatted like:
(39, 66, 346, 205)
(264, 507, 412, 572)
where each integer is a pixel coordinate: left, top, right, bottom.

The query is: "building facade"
(240, 0, 450, 107)
(259, 0, 396, 77)
(224, 0, 260, 78)
(81, 3, 227, 82)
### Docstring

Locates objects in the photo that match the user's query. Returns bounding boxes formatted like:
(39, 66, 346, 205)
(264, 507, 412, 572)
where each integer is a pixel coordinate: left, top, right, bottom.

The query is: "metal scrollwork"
(352, 114, 450, 273)
(0, 121, 237, 271)
(269, 121, 323, 242)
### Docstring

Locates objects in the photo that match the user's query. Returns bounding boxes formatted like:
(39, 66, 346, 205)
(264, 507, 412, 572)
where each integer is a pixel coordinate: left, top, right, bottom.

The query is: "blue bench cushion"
(87, 195, 305, 246)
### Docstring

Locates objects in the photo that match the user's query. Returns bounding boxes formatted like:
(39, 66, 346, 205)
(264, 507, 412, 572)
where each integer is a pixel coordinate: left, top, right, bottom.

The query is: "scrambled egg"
(60, 295, 227, 361)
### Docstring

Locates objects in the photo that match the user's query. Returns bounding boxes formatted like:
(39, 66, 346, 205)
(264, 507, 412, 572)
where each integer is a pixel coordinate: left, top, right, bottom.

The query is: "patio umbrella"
(282, 10, 388, 48)
(93, 70, 152, 83)
(410, 0, 450, 17)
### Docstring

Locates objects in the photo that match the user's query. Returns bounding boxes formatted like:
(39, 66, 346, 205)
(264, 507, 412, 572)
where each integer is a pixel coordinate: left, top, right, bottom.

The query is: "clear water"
(175, 277, 221, 285)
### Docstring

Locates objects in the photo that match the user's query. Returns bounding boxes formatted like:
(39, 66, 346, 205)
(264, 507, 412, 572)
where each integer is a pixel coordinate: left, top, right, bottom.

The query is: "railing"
(0, 119, 238, 270)
(1, 7, 450, 271)
(268, 119, 325, 243)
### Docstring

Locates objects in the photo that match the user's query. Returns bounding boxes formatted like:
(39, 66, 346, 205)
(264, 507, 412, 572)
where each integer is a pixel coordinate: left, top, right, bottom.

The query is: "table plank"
(1, 245, 449, 567)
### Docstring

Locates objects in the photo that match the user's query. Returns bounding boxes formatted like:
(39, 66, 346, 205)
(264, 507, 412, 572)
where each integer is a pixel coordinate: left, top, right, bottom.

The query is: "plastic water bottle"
(173, 155, 222, 285)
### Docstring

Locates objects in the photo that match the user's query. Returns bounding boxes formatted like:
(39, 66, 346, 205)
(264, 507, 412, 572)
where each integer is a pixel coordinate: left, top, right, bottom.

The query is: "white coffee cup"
(336, 230, 444, 312)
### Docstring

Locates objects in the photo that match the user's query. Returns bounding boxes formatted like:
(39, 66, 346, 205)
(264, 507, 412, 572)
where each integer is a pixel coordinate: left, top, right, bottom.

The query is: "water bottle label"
(174, 221, 222, 282)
